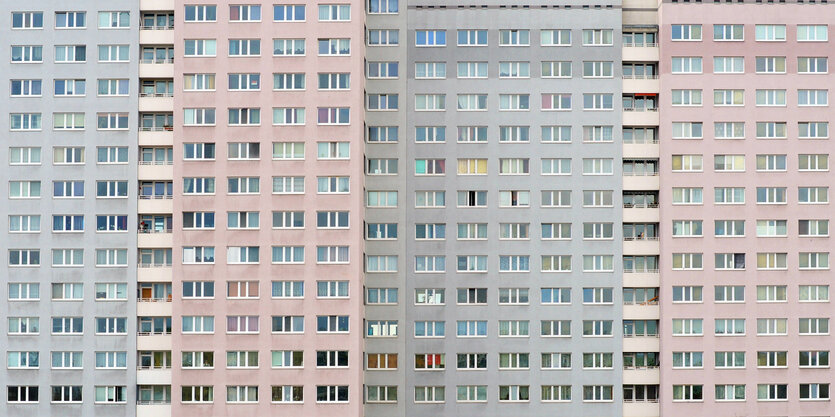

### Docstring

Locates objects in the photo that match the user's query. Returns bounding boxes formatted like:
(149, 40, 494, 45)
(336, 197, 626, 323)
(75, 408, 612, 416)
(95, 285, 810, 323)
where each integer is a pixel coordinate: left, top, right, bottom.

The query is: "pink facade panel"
(172, 2, 365, 415)
(660, 4, 835, 416)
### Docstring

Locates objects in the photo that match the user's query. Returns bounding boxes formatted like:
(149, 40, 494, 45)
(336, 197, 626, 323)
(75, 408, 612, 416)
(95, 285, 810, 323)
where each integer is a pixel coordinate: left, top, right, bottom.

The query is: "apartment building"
(2, 2, 139, 416)
(660, 2, 835, 416)
(1, 1, 832, 417)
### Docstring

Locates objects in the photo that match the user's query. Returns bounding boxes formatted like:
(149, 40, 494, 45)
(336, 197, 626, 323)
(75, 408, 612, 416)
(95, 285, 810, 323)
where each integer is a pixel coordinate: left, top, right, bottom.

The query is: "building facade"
(2, 1, 139, 416)
(0, 1, 832, 417)
(660, 2, 835, 416)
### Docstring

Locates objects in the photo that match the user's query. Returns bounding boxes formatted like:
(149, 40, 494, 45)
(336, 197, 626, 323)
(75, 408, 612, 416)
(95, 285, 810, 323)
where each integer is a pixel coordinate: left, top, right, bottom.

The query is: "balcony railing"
(140, 57, 174, 64)
(623, 171, 659, 176)
(139, 160, 174, 166)
(623, 236, 659, 241)
(623, 42, 658, 47)
(623, 202, 659, 208)
(138, 228, 172, 234)
(623, 299, 659, 306)
(137, 330, 172, 336)
(623, 333, 660, 338)
(137, 399, 172, 405)
(139, 126, 173, 132)
(138, 296, 173, 303)
(623, 107, 658, 112)
(138, 194, 173, 200)
(140, 25, 174, 31)
(622, 74, 659, 80)
(137, 364, 172, 370)
(623, 398, 660, 403)
(623, 268, 660, 274)
(139, 92, 174, 98)
(139, 262, 173, 268)
(623, 138, 659, 144)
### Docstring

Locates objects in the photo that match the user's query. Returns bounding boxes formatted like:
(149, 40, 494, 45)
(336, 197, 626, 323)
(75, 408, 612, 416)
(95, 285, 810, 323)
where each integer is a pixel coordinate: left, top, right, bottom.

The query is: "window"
(672, 352, 703, 369)
(799, 122, 829, 139)
(757, 318, 788, 335)
(184, 4, 216, 21)
(11, 45, 43, 63)
(672, 57, 702, 73)
(799, 317, 829, 335)
(714, 318, 745, 335)
(583, 191, 613, 207)
(756, 56, 786, 73)
(97, 11, 129, 29)
(758, 352, 787, 369)
(230, 4, 261, 21)
(583, 93, 614, 110)
(799, 57, 829, 74)
(318, 38, 350, 55)
(184, 39, 217, 57)
(10, 113, 42, 131)
(755, 154, 786, 172)
(799, 351, 830, 368)
(12, 11, 43, 29)
(714, 24, 743, 40)
(714, 89, 744, 106)
(672, 319, 703, 336)
(10, 79, 42, 97)
(583, 320, 613, 336)
(368, 29, 399, 46)
(456, 320, 487, 337)
(583, 29, 613, 45)
(226, 177, 259, 195)
(8, 249, 40, 266)
(226, 386, 258, 404)
(273, 38, 305, 56)
(8, 283, 39, 301)
(671, 89, 702, 106)
(799, 187, 829, 205)
(95, 317, 127, 335)
(274, 4, 305, 21)
(318, 4, 349, 21)
(457, 29, 487, 46)
(583, 385, 613, 402)
(51, 386, 83, 403)
(541, 190, 571, 208)
(366, 64, 399, 83)
(757, 384, 788, 401)
(498, 29, 529, 46)
(94, 386, 127, 404)
(755, 24, 786, 41)
(96, 45, 129, 62)
(756, 89, 786, 106)
(799, 383, 830, 401)
(798, 25, 828, 41)
(672, 24, 702, 40)
(714, 56, 744, 73)
(542, 61, 572, 78)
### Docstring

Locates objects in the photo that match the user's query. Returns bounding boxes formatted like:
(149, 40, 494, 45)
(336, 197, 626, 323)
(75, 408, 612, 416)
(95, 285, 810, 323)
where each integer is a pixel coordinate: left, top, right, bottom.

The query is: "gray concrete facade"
(0, 2, 138, 416)
(365, 1, 623, 416)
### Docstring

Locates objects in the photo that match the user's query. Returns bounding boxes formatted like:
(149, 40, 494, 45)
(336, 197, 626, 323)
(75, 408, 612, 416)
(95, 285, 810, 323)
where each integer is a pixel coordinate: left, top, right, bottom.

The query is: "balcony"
(137, 368, 172, 385)
(137, 264, 173, 282)
(623, 172, 660, 191)
(623, 304, 660, 320)
(137, 404, 172, 417)
(140, 27, 174, 45)
(137, 300, 173, 317)
(623, 401, 659, 417)
(140, 0, 175, 10)
(623, 335, 660, 353)
(623, 142, 659, 159)
(139, 130, 174, 147)
(623, 204, 659, 223)
(623, 43, 659, 62)
(139, 95, 173, 113)
(139, 59, 174, 78)
(623, 74, 660, 94)
(623, 108, 659, 126)
(138, 163, 173, 182)
(137, 333, 172, 350)
(623, 237, 660, 255)
(623, 271, 660, 288)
